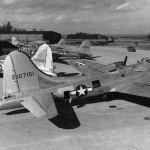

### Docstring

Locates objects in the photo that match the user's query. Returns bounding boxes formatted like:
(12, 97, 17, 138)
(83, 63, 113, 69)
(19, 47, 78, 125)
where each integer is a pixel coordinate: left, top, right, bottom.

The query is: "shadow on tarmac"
(50, 100, 80, 129)
(5, 108, 29, 115)
(5, 92, 150, 129)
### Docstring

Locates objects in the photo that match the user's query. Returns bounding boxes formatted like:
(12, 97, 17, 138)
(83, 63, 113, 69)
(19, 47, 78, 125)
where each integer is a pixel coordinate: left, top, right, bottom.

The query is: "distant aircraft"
(91, 36, 114, 46)
(13, 38, 94, 60)
(140, 57, 150, 63)
(127, 46, 136, 52)
(1, 50, 150, 125)
(52, 40, 93, 60)
(11, 37, 47, 57)
(12, 37, 46, 47)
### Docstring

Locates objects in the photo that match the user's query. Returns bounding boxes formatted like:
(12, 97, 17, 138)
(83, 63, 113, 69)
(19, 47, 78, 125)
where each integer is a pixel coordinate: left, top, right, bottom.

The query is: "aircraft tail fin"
(31, 44, 57, 76)
(76, 40, 92, 57)
(12, 37, 22, 46)
(56, 38, 66, 49)
(3, 51, 58, 119)
(3, 51, 40, 95)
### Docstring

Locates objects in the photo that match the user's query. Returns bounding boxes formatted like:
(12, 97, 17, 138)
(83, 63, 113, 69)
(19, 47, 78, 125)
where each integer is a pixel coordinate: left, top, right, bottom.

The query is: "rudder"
(31, 44, 57, 76)
(4, 51, 40, 95)
(77, 40, 92, 56)
(56, 38, 66, 49)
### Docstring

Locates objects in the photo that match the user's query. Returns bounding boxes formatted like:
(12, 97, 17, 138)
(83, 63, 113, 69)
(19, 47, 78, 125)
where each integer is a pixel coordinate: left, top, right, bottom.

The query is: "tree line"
(67, 32, 109, 39)
(0, 22, 26, 32)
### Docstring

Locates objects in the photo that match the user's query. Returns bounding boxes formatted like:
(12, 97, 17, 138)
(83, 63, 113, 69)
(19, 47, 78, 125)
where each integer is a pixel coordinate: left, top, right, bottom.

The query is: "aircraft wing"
(68, 59, 105, 76)
(20, 92, 58, 119)
(117, 73, 150, 98)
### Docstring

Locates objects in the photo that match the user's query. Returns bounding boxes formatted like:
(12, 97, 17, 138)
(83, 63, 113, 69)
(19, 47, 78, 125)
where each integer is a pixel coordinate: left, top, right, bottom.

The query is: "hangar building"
(0, 31, 61, 55)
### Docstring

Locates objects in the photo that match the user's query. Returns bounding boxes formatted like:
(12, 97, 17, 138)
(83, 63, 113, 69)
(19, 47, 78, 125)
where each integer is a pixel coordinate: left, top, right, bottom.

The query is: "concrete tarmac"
(0, 46, 150, 150)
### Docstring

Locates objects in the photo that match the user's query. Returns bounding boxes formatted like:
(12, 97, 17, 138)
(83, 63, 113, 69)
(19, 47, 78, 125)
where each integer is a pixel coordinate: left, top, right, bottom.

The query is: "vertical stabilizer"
(12, 37, 22, 46)
(76, 40, 92, 56)
(56, 38, 66, 49)
(4, 51, 40, 95)
(32, 44, 57, 76)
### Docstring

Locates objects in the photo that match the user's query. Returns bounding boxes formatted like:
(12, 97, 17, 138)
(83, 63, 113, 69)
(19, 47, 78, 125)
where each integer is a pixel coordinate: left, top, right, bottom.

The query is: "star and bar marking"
(70, 85, 93, 97)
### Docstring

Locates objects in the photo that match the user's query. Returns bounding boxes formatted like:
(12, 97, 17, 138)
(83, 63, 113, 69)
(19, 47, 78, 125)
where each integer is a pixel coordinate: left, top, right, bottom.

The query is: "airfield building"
(0, 41, 17, 55)
(0, 31, 61, 44)
(0, 31, 61, 55)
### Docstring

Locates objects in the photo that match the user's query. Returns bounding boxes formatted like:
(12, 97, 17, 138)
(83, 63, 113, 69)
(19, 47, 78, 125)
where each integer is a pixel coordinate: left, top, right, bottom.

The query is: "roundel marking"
(76, 85, 88, 97)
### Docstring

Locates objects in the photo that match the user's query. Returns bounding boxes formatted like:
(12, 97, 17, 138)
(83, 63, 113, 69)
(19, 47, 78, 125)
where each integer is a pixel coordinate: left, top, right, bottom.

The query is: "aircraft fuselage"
(52, 49, 90, 59)
(0, 61, 149, 110)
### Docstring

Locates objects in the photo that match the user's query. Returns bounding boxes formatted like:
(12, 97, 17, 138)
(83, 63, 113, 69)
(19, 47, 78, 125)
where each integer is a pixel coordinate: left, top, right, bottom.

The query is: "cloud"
(72, 16, 82, 23)
(0, 0, 150, 34)
(115, 1, 136, 12)
(2, 0, 18, 5)
(54, 15, 66, 22)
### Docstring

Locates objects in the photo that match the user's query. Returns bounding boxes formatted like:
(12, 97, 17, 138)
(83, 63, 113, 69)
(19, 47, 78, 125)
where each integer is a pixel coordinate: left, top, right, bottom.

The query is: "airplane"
(1, 50, 150, 126)
(12, 38, 94, 60)
(91, 36, 114, 46)
(12, 37, 46, 47)
(68, 56, 127, 76)
(0, 44, 57, 76)
(11, 37, 44, 57)
(127, 46, 136, 52)
(52, 40, 93, 60)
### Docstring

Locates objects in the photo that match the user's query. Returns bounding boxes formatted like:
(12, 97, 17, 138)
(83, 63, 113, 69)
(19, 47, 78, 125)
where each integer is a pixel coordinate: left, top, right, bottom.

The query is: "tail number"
(12, 72, 34, 80)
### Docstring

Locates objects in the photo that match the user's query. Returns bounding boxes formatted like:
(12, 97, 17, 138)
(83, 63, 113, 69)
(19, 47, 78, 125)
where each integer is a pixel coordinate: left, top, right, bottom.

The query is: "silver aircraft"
(0, 50, 150, 127)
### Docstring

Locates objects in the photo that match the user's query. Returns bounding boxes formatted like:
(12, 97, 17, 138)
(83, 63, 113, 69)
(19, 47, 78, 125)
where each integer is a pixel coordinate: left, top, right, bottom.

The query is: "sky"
(0, 0, 150, 35)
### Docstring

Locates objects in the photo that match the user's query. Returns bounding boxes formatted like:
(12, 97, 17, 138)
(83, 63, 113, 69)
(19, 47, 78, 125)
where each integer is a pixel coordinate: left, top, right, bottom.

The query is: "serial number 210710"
(12, 72, 34, 80)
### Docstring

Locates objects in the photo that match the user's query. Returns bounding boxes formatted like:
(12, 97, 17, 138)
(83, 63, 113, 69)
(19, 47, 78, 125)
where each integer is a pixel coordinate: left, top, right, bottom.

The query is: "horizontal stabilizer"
(21, 92, 58, 119)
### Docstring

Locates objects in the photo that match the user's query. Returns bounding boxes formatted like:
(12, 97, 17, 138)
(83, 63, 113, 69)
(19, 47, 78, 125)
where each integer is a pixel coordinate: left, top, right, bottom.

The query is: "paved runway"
(1, 46, 150, 150)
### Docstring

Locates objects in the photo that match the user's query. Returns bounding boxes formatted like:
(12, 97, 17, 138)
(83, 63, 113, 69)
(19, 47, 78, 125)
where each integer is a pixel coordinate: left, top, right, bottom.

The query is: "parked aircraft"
(91, 36, 114, 46)
(52, 40, 93, 60)
(127, 46, 136, 52)
(12, 37, 46, 47)
(1, 50, 150, 125)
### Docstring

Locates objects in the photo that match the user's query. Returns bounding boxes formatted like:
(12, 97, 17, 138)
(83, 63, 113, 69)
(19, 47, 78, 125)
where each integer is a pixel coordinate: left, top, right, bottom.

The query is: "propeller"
(122, 56, 128, 66)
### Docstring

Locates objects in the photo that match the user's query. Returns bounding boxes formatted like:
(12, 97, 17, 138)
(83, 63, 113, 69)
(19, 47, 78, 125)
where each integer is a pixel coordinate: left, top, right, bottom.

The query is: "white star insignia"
(77, 86, 86, 96)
